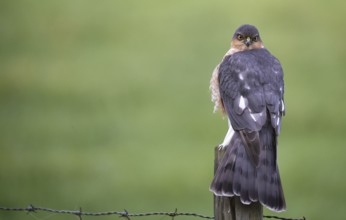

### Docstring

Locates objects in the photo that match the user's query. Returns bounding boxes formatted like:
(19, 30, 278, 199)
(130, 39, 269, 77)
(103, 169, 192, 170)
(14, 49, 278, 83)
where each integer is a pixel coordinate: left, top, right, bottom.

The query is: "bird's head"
(231, 24, 264, 51)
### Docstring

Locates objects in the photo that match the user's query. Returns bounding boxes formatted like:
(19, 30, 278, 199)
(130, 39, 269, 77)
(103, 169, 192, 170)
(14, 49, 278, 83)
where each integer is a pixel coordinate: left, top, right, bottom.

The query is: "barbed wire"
(0, 205, 305, 220)
(263, 215, 305, 220)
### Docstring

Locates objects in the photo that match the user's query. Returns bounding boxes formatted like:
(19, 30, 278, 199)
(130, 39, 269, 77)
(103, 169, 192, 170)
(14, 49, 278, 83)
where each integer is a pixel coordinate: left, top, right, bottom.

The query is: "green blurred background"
(1, 1, 345, 220)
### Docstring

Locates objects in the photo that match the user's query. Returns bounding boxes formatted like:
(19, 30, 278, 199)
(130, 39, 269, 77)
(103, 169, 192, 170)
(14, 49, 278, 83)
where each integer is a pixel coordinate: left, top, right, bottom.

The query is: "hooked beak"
(245, 37, 251, 47)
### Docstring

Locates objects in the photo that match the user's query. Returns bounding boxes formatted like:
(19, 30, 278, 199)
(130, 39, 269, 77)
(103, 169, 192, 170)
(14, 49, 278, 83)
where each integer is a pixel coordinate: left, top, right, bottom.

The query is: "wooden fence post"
(213, 146, 263, 220)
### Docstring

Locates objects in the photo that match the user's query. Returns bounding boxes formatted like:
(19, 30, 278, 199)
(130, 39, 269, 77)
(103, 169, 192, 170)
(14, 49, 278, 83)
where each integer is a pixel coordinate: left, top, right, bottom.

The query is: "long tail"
(210, 123, 286, 212)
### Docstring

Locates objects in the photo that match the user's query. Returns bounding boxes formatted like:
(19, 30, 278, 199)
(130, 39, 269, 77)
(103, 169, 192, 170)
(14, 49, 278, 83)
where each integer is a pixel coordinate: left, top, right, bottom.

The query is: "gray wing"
(219, 48, 284, 134)
(219, 48, 285, 165)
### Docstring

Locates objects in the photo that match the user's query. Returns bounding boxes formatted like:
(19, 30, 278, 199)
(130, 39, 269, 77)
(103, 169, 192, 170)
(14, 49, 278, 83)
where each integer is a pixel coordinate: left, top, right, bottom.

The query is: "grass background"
(1, 0, 346, 220)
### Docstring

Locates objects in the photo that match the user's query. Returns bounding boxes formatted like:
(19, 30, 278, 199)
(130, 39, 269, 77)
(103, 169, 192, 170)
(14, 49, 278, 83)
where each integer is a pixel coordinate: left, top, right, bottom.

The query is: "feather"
(210, 48, 286, 212)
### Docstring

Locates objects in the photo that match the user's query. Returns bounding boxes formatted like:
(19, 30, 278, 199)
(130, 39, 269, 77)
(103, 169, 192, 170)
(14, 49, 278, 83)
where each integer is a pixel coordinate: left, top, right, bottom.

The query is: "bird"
(209, 24, 286, 212)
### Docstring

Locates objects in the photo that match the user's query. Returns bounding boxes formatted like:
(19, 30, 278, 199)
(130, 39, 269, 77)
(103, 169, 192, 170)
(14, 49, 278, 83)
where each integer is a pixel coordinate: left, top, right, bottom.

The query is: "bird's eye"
(253, 36, 259, 42)
(237, 34, 244, 41)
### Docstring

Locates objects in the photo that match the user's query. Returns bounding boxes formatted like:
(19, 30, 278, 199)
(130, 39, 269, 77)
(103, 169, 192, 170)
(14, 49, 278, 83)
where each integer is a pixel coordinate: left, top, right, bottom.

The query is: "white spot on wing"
(239, 96, 246, 110)
(276, 116, 280, 126)
(239, 73, 244, 80)
(250, 114, 257, 122)
(250, 112, 263, 122)
(281, 100, 285, 112)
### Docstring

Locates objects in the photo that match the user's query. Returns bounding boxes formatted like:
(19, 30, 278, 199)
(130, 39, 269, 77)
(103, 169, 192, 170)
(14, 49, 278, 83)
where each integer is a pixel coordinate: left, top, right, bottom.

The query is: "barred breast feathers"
(210, 48, 239, 114)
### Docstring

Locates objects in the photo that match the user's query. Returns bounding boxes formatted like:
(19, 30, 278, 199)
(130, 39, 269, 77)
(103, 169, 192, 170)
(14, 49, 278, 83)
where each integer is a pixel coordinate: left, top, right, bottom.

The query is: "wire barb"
(169, 208, 178, 220)
(120, 209, 131, 220)
(27, 204, 36, 213)
(75, 207, 83, 220)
